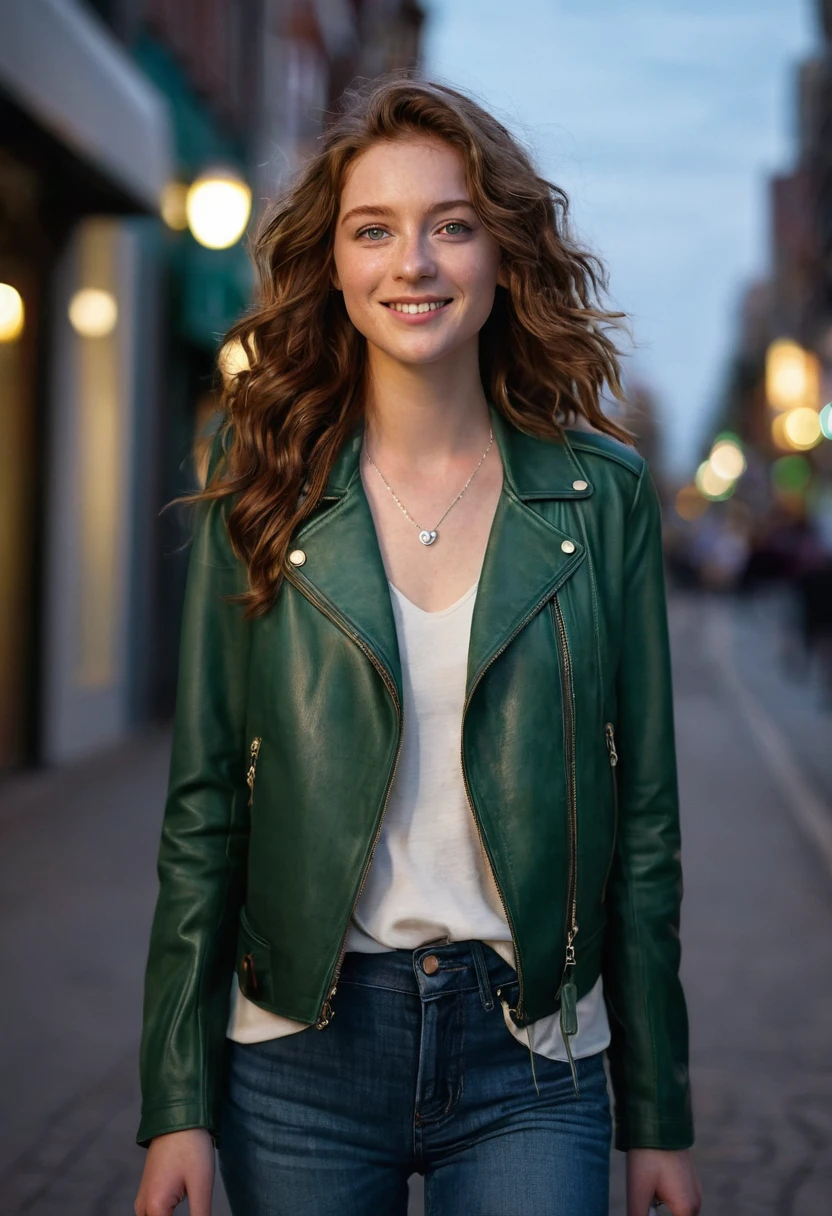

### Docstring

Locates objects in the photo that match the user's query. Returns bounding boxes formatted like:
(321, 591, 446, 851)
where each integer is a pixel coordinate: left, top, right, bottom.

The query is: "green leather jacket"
(138, 404, 695, 1152)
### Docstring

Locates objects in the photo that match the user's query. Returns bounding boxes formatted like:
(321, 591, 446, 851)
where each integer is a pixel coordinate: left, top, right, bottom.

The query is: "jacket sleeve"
(602, 458, 695, 1152)
(137, 435, 251, 1146)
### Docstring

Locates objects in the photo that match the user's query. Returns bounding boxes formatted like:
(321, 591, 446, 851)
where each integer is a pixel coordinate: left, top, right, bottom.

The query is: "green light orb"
(771, 454, 812, 493)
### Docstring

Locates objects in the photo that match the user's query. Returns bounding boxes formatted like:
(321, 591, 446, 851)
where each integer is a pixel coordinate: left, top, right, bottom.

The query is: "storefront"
(0, 0, 173, 769)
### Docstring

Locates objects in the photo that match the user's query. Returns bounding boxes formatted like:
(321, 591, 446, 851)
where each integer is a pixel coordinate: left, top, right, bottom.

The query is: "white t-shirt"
(227, 577, 610, 1063)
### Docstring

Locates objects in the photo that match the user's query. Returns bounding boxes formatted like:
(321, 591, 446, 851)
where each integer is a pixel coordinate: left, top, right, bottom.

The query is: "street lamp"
(186, 167, 252, 250)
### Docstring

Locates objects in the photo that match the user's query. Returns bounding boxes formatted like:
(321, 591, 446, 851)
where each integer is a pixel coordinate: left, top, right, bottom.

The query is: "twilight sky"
(423, 0, 815, 476)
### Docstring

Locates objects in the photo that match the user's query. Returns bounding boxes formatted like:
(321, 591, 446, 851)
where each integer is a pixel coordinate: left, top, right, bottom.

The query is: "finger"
(627, 1171, 659, 1216)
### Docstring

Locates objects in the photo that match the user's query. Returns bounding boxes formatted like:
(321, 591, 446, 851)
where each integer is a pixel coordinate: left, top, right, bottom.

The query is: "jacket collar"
(323, 404, 595, 502)
(289, 405, 589, 703)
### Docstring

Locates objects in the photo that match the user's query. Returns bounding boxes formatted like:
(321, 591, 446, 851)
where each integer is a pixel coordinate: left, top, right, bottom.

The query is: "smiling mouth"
(381, 299, 452, 314)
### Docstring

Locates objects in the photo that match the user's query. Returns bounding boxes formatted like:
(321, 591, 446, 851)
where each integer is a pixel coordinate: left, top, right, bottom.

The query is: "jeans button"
(422, 954, 440, 975)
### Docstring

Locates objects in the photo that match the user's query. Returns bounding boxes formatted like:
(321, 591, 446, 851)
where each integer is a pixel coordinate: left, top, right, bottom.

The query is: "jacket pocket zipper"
(246, 737, 262, 808)
(552, 595, 580, 1096)
(601, 722, 619, 903)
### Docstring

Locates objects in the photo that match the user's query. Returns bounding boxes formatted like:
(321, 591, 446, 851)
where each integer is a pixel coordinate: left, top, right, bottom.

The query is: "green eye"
(362, 227, 387, 240)
(443, 222, 467, 235)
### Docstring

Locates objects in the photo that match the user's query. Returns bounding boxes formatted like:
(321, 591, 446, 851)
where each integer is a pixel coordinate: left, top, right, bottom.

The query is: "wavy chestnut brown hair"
(198, 74, 635, 617)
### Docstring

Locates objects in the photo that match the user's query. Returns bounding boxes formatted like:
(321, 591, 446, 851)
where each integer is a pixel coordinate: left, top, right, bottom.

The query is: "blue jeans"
(218, 938, 612, 1214)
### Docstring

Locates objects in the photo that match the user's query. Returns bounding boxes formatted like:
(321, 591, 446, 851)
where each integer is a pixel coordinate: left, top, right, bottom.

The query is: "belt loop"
(470, 940, 494, 1011)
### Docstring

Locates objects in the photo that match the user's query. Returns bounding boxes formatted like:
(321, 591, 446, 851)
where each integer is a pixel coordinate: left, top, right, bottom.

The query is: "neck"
(362, 338, 491, 468)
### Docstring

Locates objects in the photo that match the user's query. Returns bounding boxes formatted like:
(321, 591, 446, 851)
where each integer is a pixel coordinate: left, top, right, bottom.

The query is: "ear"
(496, 261, 509, 289)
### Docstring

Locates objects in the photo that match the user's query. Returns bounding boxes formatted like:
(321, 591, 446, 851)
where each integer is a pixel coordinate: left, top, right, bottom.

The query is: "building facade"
(0, 0, 425, 775)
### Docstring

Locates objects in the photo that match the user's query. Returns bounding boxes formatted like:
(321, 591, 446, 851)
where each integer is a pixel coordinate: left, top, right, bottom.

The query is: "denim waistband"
(338, 938, 519, 1012)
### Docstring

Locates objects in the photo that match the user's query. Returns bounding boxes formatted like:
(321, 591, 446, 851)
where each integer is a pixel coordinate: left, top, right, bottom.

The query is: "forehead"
(339, 137, 469, 210)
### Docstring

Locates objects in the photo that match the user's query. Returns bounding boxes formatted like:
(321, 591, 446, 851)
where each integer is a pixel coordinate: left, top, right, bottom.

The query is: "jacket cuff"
(136, 1100, 219, 1149)
(613, 1114, 695, 1153)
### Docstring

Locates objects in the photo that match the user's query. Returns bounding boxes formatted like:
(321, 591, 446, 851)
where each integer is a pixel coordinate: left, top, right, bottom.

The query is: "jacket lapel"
(288, 422, 403, 700)
(465, 407, 590, 694)
(284, 406, 594, 704)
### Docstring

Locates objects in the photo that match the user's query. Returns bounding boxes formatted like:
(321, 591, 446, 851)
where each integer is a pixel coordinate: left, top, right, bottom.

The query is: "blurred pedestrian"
(134, 76, 700, 1216)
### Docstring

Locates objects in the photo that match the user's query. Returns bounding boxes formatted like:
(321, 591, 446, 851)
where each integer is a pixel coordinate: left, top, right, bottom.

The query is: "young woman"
(134, 77, 702, 1216)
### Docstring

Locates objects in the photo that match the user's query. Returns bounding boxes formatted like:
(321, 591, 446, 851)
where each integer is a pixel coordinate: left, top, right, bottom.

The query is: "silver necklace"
(363, 428, 494, 545)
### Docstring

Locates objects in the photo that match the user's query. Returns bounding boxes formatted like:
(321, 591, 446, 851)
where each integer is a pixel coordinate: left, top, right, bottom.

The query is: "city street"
(1, 590, 830, 1215)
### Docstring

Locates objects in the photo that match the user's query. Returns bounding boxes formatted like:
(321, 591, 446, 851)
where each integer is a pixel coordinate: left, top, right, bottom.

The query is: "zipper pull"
(246, 737, 262, 806)
(242, 952, 259, 996)
(604, 722, 618, 766)
(315, 983, 338, 1029)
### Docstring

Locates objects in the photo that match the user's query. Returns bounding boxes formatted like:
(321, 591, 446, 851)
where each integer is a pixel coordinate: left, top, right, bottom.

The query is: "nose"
(393, 228, 437, 283)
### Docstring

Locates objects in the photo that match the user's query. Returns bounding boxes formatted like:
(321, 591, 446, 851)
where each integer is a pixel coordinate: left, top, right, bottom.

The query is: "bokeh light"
(186, 169, 252, 249)
(709, 437, 746, 481)
(765, 338, 819, 412)
(771, 454, 812, 494)
(696, 460, 735, 500)
(0, 283, 24, 341)
(820, 402, 832, 439)
(674, 484, 709, 521)
(218, 336, 250, 382)
(68, 289, 118, 337)
(782, 406, 822, 450)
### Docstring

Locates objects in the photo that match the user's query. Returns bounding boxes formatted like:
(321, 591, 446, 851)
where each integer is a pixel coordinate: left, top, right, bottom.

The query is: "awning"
(0, 0, 173, 213)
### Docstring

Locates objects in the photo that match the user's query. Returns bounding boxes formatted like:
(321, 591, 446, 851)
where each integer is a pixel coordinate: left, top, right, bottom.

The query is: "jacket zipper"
(552, 594, 580, 1095)
(283, 569, 404, 1030)
(552, 597, 579, 965)
(458, 578, 576, 1023)
(601, 722, 618, 902)
(246, 737, 262, 808)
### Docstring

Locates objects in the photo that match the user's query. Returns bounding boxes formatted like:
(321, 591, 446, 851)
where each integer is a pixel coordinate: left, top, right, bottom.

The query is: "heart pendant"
(419, 529, 438, 546)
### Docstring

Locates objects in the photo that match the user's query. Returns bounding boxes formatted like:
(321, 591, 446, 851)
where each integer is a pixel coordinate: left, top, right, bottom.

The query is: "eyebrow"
(339, 198, 476, 226)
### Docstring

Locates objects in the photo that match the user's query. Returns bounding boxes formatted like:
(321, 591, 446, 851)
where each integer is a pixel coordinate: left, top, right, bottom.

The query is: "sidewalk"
(1, 593, 831, 1213)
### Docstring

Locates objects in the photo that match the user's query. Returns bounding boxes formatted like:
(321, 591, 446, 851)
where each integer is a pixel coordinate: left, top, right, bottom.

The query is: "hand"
(134, 1128, 215, 1216)
(627, 1148, 702, 1216)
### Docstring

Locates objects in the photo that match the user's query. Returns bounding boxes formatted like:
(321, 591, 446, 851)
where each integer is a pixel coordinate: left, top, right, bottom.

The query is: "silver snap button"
(561, 540, 576, 554)
(572, 479, 588, 491)
(288, 549, 306, 566)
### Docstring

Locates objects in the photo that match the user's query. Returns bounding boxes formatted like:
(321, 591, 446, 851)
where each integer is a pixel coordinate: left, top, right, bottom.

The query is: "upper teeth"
(388, 301, 447, 313)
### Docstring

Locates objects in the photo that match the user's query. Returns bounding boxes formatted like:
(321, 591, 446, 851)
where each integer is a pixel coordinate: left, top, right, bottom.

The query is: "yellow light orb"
(68, 288, 118, 337)
(218, 337, 250, 381)
(0, 282, 24, 341)
(765, 338, 819, 412)
(186, 169, 252, 250)
(782, 406, 822, 451)
(160, 181, 189, 231)
(709, 439, 746, 481)
(696, 460, 734, 500)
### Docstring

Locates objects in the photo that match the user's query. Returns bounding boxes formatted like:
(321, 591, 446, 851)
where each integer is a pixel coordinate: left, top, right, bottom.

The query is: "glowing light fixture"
(765, 338, 819, 412)
(186, 167, 252, 250)
(68, 288, 118, 337)
(160, 181, 189, 231)
(0, 282, 24, 341)
(696, 460, 734, 501)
